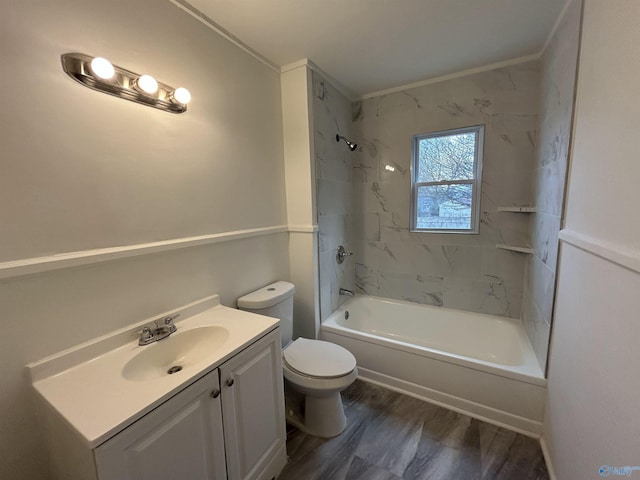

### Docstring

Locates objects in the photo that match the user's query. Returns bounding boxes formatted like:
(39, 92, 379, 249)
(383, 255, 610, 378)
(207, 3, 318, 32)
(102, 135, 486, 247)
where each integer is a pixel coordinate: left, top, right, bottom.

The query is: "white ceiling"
(179, 0, 567, 97)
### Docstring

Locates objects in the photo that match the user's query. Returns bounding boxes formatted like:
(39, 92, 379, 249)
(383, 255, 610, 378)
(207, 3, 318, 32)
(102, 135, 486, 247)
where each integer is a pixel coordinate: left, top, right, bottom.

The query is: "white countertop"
(28, 295, 279, 448)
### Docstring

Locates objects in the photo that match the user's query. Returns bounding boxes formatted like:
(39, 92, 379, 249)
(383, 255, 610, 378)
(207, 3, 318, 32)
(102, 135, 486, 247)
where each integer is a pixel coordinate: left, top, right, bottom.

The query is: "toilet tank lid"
(237, 281, 295, 309)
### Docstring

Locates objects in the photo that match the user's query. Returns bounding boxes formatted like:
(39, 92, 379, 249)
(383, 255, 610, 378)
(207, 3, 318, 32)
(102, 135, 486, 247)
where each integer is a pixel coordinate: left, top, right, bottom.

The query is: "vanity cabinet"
(95, 369, 227, 480)
(219, 329, 286, 480)
(71, 329, 285, 480)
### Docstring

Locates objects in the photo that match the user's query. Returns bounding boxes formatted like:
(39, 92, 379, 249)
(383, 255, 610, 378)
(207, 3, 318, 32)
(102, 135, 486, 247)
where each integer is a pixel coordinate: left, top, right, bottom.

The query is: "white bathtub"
(320, 295, 547, 436)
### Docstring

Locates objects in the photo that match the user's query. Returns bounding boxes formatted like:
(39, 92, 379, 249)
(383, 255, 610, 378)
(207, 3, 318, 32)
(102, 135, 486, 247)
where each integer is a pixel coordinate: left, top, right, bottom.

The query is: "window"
(410, 125, 484, 233)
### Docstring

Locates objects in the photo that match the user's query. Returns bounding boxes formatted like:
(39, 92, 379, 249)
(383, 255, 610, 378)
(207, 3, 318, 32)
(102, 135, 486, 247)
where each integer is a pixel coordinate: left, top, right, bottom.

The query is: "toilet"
(238, 281, 357, 438)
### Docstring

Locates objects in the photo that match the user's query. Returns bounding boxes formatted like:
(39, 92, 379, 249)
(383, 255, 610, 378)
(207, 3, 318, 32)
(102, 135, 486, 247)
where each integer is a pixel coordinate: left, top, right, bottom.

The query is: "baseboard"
(357, 367, 542, 438)
(539, 436, 558, 480)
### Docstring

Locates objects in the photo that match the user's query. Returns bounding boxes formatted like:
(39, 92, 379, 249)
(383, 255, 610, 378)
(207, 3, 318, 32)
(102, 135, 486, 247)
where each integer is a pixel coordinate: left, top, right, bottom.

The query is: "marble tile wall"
(522, 0, 581, 370)
(313, 70, 356, 321)
(351, 62, 540, 317)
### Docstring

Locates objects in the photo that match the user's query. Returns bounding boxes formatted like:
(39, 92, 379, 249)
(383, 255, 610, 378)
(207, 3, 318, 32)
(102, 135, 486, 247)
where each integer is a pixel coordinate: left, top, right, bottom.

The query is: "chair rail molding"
(0, 225, 292, 280)
(559, 229, 640, 274)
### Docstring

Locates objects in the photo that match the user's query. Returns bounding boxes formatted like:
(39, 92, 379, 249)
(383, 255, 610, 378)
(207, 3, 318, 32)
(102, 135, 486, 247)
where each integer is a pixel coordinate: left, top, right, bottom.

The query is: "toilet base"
(285, 391, 347, 438)
(305, 393, 347, 437)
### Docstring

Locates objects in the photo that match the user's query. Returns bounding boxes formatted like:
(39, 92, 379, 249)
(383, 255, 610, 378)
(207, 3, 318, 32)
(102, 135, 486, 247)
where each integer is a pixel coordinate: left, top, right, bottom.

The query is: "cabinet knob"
(210, 389, 220, 399)
(226, 378, 235, 387)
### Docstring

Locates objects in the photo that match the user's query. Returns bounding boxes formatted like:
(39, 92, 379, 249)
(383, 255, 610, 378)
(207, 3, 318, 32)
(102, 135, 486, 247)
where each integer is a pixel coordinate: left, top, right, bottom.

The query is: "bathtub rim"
(321, 295, 546, 387)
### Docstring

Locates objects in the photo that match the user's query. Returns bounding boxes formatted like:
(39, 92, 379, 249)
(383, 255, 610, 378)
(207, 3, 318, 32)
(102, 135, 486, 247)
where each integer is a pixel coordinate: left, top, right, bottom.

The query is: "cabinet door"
(220, 330, 286, 480)
(95, 370, 227, 480)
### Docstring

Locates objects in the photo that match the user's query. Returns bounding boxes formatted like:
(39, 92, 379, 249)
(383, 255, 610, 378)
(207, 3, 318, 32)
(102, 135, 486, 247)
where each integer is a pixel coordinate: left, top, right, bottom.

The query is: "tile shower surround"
(350, 62, 540, 318)
(313, 31, 578, 369)
(522, 0, 581, 370)
(313, 71, 357, 321)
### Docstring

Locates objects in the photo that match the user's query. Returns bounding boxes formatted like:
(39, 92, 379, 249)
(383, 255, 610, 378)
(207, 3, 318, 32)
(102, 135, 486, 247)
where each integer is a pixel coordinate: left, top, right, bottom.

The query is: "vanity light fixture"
(61, 53, 191, 114)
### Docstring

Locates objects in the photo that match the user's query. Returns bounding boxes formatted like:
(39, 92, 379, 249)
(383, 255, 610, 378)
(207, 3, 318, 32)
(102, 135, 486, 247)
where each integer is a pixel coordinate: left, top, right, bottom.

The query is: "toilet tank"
(237, 281, 295, 345)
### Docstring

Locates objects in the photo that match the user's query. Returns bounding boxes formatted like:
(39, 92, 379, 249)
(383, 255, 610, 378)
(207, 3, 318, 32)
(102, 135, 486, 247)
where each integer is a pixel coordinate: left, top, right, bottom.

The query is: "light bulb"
(90, 57, 115, 80)
(137, 75, 158, 95)
(172, 87, 191, 105)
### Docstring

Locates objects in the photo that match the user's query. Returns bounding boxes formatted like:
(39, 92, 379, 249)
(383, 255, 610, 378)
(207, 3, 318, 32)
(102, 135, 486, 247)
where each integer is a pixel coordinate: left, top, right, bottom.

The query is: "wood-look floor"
(278, 380, 549, 480)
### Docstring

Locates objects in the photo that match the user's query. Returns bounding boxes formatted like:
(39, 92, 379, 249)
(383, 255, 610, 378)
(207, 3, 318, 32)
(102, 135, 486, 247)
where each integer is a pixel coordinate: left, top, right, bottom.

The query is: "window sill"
(497, 206, 537, 213)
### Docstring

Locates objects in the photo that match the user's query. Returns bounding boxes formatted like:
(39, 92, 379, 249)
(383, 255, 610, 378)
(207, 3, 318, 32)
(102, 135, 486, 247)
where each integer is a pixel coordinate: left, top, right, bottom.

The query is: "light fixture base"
(61, 53, 188, 114)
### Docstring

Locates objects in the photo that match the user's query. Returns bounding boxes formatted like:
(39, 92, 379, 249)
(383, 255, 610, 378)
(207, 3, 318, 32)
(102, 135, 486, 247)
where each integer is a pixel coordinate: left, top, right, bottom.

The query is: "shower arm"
(336, 134, 358, 152)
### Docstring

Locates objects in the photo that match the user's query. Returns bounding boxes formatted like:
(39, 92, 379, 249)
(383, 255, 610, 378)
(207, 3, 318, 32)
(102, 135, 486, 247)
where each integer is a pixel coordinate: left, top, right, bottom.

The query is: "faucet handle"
(139, 326, 154, 345)
(336, 245, 354, 264)
(164, 313, 179, 333)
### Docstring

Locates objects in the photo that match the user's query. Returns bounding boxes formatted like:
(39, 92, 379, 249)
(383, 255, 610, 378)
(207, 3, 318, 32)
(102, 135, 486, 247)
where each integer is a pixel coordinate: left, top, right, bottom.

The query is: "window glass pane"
(417, 131, 477, 182)
(415, 184, 472, 230)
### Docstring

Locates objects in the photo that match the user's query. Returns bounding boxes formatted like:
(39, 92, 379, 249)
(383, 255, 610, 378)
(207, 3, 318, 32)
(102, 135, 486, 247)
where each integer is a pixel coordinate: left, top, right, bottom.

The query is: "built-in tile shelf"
(497, 206, 537, 213)
(496, 244, 535, 254)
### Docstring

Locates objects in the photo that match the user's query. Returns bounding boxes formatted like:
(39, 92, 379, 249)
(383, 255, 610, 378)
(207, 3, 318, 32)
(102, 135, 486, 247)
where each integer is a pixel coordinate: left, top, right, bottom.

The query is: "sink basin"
(123, 326, 229, 381)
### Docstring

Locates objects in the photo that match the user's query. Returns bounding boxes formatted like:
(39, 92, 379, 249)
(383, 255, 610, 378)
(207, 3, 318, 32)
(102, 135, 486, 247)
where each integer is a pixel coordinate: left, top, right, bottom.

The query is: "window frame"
(410, 124, 485, 234)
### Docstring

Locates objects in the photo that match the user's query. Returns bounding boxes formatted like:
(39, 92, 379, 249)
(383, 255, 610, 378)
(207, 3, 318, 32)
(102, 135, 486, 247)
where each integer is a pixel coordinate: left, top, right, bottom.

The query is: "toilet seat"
(283, 338, 356, 379)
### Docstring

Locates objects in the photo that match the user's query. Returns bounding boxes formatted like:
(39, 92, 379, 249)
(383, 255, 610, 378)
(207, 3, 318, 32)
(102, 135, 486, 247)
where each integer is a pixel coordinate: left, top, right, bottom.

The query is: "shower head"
(336, 134, 358, 152)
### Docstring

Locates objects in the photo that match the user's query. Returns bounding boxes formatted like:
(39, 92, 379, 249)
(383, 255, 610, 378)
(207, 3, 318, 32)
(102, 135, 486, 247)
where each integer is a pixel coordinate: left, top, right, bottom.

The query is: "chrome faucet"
(139, 313, 179, 346)
(339, 288, 354, 297)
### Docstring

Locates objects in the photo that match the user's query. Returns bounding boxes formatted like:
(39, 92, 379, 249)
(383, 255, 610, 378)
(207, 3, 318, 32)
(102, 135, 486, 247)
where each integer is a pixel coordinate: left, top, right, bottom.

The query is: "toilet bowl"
(237, 281, 358, 438)
(282, 337, 357, 437)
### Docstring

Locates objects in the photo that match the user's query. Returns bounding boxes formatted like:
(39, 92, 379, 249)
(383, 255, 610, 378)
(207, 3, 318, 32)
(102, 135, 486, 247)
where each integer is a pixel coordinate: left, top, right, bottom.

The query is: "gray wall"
(351, 63, 539, 317)
(0, 1, 289, 478)
(523, 0, 581, 370)
(312, 71, 356, 320)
